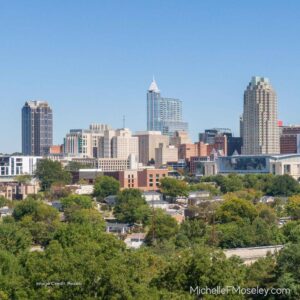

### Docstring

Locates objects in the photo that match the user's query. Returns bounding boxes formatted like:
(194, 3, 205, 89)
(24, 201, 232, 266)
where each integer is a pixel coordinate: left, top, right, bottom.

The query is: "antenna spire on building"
(148, 77, 160, 93)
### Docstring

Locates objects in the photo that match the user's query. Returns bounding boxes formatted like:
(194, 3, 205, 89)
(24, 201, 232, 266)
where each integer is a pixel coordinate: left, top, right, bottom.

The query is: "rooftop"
(148, 78, 160, 93)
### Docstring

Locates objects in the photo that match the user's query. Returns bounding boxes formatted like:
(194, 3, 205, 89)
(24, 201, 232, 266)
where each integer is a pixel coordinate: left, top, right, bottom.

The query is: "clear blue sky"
(1, 0, 300, 153)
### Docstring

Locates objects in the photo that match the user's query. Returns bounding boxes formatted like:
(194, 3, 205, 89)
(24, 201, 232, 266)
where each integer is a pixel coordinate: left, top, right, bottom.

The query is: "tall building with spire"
(147, 78, 188, 136)
(22, 101, 53, 156)
(242, 76, 279, 155)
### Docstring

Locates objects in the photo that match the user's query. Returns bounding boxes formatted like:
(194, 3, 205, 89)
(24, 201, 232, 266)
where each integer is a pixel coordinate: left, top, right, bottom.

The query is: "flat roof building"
(22, 101, 53, 156)
(217, 154, 300, 179)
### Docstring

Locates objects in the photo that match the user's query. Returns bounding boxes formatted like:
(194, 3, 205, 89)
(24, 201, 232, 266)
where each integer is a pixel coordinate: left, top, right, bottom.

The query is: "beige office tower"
(134, 131, 169, 165)
(242, 76, 279, 155)
(98, 128, 139, 160)
(169, 130, 192, 147)
(155, 144, 178, 168)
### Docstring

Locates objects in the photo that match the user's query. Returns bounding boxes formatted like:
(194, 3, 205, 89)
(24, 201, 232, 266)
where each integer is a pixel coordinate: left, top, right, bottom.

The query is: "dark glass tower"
(22, 101, 53, 156)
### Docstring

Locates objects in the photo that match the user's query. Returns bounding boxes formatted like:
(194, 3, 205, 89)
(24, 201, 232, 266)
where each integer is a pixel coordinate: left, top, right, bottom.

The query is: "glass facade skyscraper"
(147, 79, 188, 136)
(22, 101, 53, 156)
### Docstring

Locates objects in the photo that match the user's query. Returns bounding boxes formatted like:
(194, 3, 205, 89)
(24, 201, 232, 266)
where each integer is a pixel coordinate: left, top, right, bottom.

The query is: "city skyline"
(1, 1, 300, 152)
(2, 74, 298, 155)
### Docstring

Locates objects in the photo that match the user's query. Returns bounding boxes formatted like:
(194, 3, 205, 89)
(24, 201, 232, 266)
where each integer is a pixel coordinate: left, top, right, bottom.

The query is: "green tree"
(12, 199, 60, 246)
(0, 196, 9, 207)
(114, 189, 151, 224)
(61, 194, 93, 210)
(13, 198, 59, 222)
(224, 189, 263, 202)
(242, 174, 260, 190)
(220, 174, 244, 193)
(246, 255, 276, 289)
(66, 208, 105, 229)
(146, 209, 179, 245)
(93, 176, 120, 200)
(286, 195, 300, 220)
(286, 224, 300, 243)
(160, 178, 189, 198)
(152, 246, 246, 297)
(65, 161, 93, 172)
(176, 219, 206, 247)
(203, 174, 244, 194)
(189, 182, 220, 196)
(267, 175, 300, 196)
(216, 198, 258, 223)
(0, 223, 32, 255)
(35, 159, 71, 190)
(217, 221, 254, 248)
(14, 174, 32, 184)
(0, 250, 28, 299)
(257, 203, 278, 224)
(275, 243, 300, 299)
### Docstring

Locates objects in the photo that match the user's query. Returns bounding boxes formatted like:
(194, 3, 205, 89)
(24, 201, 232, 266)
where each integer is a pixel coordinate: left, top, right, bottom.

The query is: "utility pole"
(151, 196, 156, 244)
(211, 213, 217, 246)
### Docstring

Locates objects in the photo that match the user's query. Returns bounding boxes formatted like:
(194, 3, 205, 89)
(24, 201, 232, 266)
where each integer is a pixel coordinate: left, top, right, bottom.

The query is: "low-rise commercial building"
(0, 180, 40, 200)
(138, 168, 168, 191)
(217, 154, 300, 179)
(71, 154, 138, 172)
(104, 170, 138, 189)
(280, 125, 300, 154)
(0, 156, 42, 179)
(104, 168, 169, 191)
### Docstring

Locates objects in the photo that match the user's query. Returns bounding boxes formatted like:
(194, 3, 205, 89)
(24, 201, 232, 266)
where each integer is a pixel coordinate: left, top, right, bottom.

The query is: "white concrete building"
(0, 156, 42, 180)
(64, 124, 111, 158)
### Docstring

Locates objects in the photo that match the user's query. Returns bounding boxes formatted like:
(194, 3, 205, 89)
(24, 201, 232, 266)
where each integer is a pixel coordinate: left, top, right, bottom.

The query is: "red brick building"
(280, 125, 300, 154)
(104, 168, 168, 191)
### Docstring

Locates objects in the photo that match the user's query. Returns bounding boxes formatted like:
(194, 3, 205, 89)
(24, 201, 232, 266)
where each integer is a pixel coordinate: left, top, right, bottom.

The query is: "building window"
(284, 164, 291, 174)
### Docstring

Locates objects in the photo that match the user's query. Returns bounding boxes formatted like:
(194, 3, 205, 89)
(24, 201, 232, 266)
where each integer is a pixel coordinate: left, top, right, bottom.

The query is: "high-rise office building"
(170, 130, 192, 147)
(134, 131, 169, 165)
(64, 124, 111, 158)
(22, 101, 53, 156)
(227, 137, 243, 156)
(98, 128, 139, 161)
(242, 77, 279, 155)
(155, 144, 178, 168)
(147, 79, 188, 136)
(199, 128, 232, 145)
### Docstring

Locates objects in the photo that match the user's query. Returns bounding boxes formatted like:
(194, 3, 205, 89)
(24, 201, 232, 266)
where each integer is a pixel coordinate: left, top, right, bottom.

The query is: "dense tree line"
(0, 161, 298, 298)
(0, 191, 300, 299)
(201, 174, 300, 196)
